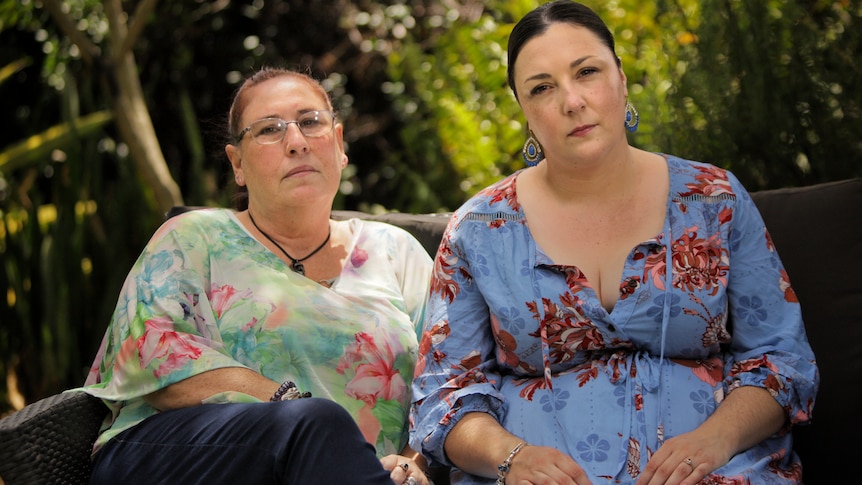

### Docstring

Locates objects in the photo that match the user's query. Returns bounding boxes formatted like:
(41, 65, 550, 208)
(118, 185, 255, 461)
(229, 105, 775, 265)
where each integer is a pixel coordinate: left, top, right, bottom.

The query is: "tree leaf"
(0, 110, 113, 172)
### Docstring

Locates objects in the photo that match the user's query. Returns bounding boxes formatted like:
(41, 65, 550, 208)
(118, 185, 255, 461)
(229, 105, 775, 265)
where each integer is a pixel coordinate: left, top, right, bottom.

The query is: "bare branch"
(102, 0, 184, 212)
(102, 0, 127, 62)
(120, 0, 159, 59)
(41, 0, 101, 64)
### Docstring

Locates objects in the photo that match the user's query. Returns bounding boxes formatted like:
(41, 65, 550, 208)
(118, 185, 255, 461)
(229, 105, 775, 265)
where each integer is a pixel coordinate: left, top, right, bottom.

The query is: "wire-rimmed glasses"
(235, 110, 336, 145)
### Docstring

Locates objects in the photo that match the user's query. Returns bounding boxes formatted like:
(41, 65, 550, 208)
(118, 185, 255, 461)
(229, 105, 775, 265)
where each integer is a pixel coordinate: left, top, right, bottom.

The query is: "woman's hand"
(504, 445, 593, 485)
(444, 413, 591, 484)
(635, 386, 785, 485)
(635, 428, 735, 485)
(380, 454, 432, 485)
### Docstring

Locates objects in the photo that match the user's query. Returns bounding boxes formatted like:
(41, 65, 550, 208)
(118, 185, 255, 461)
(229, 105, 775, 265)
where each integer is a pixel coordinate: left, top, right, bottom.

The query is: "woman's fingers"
(380, 454, 431, 485)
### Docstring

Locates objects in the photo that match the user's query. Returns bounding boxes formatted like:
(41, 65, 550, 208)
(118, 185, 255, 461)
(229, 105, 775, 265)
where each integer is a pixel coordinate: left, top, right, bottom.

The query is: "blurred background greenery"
(1, 0, 860, 415)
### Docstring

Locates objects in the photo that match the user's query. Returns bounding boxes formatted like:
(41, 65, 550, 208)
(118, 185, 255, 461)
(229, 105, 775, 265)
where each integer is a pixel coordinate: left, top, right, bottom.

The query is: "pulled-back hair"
(506, 1, 618, 99)
(226, 66, 334, 210)
(227, 66, 333, 144)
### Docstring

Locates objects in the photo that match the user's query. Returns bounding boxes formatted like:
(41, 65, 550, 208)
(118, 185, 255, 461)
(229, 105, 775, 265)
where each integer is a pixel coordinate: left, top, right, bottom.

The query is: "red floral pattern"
(411, 158, 816, 483)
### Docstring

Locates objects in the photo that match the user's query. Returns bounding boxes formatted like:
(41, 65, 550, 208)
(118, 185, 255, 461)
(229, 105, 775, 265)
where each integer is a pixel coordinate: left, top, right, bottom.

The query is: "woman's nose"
(560, 85, 586, 114)
(283, 123, 309, 154)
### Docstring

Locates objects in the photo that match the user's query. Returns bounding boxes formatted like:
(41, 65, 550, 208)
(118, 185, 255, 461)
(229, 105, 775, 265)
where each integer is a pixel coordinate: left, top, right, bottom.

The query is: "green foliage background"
(1, 0, 860, 413)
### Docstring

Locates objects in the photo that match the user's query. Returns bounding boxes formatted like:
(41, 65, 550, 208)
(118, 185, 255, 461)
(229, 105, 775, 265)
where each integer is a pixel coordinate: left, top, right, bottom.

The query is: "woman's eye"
(299, 118, 321, 128)
(579, 67, 598, 77)
(529, 84, 550, 96)
(257, 124, 283, 136)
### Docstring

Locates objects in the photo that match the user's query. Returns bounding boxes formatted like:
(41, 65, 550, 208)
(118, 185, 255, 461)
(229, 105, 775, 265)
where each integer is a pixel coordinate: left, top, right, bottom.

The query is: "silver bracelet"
(496, 441, 526, 485)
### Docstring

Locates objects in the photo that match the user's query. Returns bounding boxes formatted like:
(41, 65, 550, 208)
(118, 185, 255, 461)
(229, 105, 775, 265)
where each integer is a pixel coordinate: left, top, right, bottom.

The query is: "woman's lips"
(285, 165, 316, 177)
(570, 124, 595, 137)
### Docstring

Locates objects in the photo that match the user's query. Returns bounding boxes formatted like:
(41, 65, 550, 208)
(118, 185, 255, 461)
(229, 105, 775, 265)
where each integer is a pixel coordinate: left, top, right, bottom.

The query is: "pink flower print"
(209, 284, 252, 319)
(136, 316, 203, 378)
(351, 247, 369, 268)
(338, 332, 406, 406)
(355, 402, 383, 446)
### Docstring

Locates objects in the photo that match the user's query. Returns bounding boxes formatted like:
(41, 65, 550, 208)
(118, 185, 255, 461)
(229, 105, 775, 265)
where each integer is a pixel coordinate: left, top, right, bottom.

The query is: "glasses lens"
(298, 111, 334, 137)
(251, 119, 287, 144)
(245, 112, 335, 144)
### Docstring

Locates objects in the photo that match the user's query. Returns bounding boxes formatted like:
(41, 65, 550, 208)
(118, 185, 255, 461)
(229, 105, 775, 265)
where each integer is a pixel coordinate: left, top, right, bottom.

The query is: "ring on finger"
(683, 457, 694, 469)
(400, 463, 409, 472)
(405, 477, 418, 485)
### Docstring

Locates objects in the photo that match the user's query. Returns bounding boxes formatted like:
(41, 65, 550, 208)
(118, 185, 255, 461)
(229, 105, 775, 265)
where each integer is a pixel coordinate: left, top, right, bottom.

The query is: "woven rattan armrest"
(0, 391, 107, 485)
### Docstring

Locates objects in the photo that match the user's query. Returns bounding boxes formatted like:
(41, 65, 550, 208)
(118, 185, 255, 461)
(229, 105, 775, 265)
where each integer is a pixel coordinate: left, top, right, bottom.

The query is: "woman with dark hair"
(82, 67, 433, 484)
(410, 2, 818, 484)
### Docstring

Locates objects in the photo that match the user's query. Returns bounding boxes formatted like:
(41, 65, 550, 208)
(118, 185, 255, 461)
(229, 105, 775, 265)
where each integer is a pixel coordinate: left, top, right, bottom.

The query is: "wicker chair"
(0, 391, 107, 485)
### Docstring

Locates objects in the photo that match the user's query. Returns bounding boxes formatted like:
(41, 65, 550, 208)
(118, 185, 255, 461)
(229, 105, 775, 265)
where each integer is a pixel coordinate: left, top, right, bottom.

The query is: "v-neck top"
(410, 155, 817, 484)
(82, 209, 432, 456)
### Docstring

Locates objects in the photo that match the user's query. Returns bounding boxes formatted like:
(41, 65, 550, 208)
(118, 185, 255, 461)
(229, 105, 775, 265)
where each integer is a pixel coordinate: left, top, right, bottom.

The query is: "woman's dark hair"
(506, 0, 618, 99)
(226, 66, 333, 210)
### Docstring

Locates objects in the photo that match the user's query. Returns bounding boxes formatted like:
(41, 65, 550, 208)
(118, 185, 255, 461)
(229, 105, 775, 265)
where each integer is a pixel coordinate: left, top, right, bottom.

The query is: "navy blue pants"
(90, 398, 393, 484)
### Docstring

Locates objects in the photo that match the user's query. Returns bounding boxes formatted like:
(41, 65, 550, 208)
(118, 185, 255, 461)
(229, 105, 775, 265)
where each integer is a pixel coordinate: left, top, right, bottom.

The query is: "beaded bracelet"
(496, 441, 526, 485)
(270, 380, 312, 402)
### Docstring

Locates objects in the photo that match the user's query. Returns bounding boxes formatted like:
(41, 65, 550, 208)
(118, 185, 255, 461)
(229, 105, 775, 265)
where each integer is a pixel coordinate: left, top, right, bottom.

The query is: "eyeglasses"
(235, 110, 336, 145)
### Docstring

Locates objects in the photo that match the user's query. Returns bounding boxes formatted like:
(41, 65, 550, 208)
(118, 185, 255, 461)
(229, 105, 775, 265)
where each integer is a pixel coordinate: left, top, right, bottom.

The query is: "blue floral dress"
(82, 209, 432, 457)
(410, 156, 818, 484)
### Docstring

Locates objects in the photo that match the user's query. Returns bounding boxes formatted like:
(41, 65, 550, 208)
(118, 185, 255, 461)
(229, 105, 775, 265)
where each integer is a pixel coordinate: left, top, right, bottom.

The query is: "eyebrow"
(522, 55, 595, 84)
(254, 109, 324, 121)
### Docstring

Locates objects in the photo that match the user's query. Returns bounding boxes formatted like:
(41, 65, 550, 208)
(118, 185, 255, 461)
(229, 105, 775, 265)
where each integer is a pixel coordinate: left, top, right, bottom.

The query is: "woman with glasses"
(82, 67, 433, 485)
(410, 1, 817, 484)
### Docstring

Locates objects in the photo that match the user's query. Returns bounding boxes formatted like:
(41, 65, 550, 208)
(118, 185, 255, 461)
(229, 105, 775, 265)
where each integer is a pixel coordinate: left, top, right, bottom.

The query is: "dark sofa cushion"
(750, 178, 862, 483)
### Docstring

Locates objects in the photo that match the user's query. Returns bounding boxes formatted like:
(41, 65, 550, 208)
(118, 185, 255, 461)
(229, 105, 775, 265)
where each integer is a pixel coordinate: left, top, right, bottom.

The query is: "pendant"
(291, 261, 305, 275)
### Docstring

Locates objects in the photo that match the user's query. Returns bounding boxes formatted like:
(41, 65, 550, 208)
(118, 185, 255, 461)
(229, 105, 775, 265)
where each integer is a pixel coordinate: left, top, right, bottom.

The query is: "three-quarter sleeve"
(409, 215, 507, 467)
(722, 173, 818, 425)
(84, 213, 252, 400)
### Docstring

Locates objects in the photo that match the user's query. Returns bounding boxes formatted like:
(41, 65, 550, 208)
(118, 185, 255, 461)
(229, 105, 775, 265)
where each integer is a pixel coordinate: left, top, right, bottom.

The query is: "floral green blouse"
(82, 209, 432, 456)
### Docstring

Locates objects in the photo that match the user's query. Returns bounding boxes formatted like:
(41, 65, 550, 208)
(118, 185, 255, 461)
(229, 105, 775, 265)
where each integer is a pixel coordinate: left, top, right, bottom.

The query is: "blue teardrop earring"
(522, 130, 544, 166)
(624, 99, 639, 133)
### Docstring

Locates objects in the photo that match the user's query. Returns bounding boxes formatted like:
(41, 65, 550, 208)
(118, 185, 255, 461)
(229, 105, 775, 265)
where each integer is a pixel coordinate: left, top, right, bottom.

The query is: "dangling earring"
(522, 130, 544, 166)
(624, 99, 639, 133)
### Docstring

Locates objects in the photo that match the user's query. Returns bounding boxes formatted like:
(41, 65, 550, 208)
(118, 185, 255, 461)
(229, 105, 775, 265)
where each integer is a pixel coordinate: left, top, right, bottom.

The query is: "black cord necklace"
(247, 211, 331, 276)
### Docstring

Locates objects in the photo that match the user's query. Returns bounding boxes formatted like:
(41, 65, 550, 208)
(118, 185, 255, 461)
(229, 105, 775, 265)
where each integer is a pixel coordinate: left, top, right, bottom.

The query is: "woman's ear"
(226, 144, 244, 185)
(617, 59, 628, 90)
(334, 123, 348, 169)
